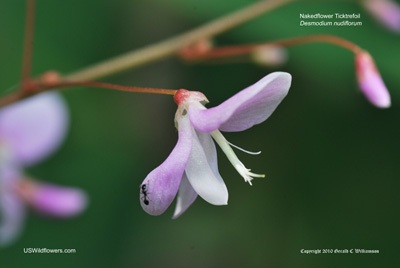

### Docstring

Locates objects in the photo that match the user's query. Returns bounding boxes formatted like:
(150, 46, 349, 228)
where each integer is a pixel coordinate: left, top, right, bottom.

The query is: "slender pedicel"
(0, 80, 177, 108)
(20, 0, 36, 86)
(179, 34, 362, 60)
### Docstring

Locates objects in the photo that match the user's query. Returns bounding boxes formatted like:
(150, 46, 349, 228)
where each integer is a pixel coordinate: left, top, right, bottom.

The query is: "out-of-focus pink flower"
(139, 72, 291, 218)
(355, 51, 391, 108)
(363, 0, 400, 33)
(0, 93, 87, 247)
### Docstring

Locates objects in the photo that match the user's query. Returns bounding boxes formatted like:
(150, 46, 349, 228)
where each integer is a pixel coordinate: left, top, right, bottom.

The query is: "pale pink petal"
(0, 92, 69, 166)
(140, 115, 193, 216)
(189, 72, 291, 133)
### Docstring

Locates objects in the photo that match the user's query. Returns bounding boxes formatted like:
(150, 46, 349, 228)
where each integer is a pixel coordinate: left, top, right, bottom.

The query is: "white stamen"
(211, 130, 265, 185)
(227, 141, 261, 155)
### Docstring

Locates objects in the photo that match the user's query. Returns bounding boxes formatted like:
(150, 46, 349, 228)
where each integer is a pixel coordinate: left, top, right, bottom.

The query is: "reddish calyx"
(174, 89, 190, 106)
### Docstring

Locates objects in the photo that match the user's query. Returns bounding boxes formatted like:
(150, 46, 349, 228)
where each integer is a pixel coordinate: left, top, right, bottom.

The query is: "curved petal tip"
(140, 115, 193, 216)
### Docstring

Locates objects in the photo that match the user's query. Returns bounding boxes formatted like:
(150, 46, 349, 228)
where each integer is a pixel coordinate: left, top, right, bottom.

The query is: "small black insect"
(140, 184, 150, 205)
(141, 184, 147, 193)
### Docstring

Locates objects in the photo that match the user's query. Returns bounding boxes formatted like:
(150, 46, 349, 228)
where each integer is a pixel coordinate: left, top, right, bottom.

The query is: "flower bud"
(251, 45, 288, 66)
(40, 71, 62, 87)
(179, 39, 213, 60)
(355, 51, 391, 108)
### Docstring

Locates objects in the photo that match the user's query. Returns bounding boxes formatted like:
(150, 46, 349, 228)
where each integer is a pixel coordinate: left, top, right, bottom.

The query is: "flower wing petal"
(0, 92, 69, 166)
(184, 128, 228, 205)
(172, 173, 197, 219)
(140, 115, 192, 216)
(189, 72, 291, 133)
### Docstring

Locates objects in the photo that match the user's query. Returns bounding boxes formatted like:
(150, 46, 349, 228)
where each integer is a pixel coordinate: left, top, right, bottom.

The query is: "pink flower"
(355, 51, 391, 108)
(139, 72, 292, 218)
(363, 0, 400, 33)
(0, 93, 87, 246)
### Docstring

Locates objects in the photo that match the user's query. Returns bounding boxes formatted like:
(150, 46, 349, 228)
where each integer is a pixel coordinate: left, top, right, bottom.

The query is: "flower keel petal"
(140, 115, 193, 216)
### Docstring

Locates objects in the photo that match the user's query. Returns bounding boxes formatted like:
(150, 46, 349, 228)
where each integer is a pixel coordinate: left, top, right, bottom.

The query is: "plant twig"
(20, 0, 36, 85)
(64, 0, 294, 81)
(0, 80, 177, 107)
(179, 34, 362, 60)
(0, 0, 294, 108)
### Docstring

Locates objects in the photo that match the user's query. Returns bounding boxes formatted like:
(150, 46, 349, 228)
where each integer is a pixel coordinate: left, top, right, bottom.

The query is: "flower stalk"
(0, 77, 177, 108)
(179, 34, 362, 61)
(20, 0, 36, 86)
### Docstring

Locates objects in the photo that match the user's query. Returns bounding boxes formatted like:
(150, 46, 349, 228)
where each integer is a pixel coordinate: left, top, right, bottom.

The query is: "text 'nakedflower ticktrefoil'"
(139, 72, 292, 218)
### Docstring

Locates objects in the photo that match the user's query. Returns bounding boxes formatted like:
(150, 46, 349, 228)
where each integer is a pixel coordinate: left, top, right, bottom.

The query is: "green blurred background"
(1, 0, 399, 267)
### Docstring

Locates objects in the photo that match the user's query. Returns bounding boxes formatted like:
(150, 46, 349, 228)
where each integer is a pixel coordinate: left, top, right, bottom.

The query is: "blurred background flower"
(363, 0, 400, 33)
(0, 0, 399, 267)
(0, 92, 87, 246)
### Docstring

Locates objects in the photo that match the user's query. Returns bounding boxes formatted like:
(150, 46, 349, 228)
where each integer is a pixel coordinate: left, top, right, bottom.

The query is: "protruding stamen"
(211, 130, 265, 185)
(227, 141, 261, 155)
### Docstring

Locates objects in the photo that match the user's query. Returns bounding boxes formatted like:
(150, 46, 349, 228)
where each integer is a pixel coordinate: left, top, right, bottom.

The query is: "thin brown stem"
(0, 80, 177, 108)
(180, 34, 363, 60)
(0, 91, 26, 108)
(20, 0, 36, 85)
(57, 81, 177, 95)
(273, 35, 362, 53)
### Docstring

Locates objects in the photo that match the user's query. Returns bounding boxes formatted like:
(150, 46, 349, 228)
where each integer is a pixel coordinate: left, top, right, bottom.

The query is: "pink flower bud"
(251, 45, 288, 66)
(355, 51, 391, 108)
(363, 0, 400, 33)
